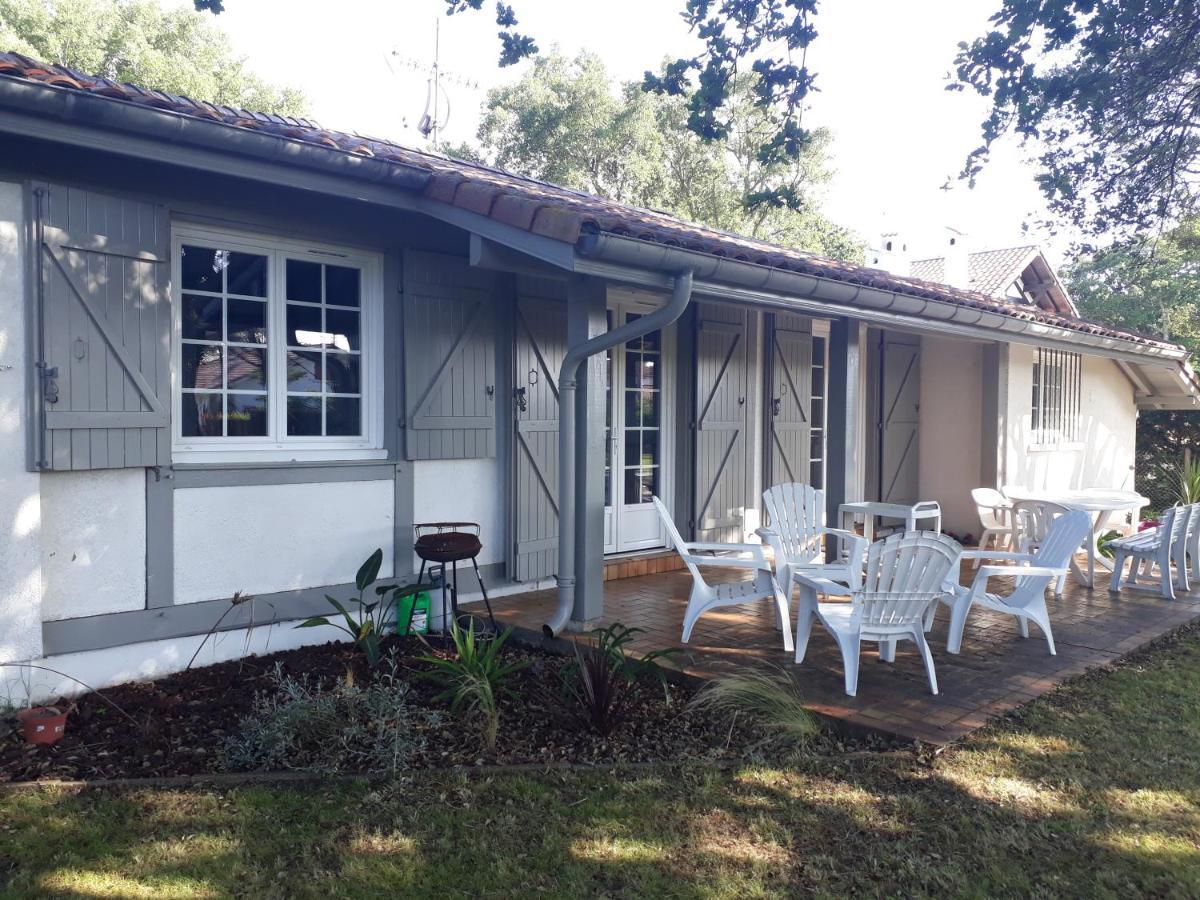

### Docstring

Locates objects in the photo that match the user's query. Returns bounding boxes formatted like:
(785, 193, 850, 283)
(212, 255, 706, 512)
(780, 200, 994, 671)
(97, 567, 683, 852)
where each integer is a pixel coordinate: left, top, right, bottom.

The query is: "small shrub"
(1179, 457, 1200, 505)
(296, 549, 397, 668)
(691, 663, 820, 748)
(418, 621, 528, 751)
(588, 623, 681, 696)
(221, 655, 427, 775)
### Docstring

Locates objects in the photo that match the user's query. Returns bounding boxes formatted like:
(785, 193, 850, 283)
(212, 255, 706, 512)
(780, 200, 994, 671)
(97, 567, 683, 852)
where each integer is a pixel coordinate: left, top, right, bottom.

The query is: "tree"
(197, 0, 820, 209)
(459, 52, 861, 261)
(954, 0, 1200, 237)
(4, 0, 306, 116)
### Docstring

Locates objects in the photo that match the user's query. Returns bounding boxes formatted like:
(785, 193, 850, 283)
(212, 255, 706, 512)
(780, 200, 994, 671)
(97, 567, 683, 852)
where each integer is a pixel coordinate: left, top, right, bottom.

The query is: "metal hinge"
(36, 362, 59, 404)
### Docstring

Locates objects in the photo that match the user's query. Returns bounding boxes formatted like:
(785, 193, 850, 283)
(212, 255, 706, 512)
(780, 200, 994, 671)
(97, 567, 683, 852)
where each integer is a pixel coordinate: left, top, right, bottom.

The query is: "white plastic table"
(838, 500, 942, 543)
(1004, 488, 1149, 588)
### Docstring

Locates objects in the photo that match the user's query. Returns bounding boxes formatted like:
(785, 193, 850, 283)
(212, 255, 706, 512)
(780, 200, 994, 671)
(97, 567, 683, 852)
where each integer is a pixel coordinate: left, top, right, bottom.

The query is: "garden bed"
(0, 632, 790, 783)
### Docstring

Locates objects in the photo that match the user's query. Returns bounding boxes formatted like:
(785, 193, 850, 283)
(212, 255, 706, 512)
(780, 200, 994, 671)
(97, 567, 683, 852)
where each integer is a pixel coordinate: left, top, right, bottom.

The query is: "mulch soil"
(0, 634, 790, 783)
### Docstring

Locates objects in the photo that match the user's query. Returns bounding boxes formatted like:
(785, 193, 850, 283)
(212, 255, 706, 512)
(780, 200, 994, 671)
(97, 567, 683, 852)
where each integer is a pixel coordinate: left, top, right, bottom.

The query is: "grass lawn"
(3, 627, 1200, 898)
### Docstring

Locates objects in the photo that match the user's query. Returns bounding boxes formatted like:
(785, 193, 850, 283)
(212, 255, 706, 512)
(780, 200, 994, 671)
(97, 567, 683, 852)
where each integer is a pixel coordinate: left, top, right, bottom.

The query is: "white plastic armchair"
(1108, 504, 1192, 599)
(970, 487, 1012, 568)
(944, 508, 1092, 656)
(757, 483, 869, 596)
(652, 496, 793, 651)
(792, 531, 962, 697)
(1010, 499, 1073, 596)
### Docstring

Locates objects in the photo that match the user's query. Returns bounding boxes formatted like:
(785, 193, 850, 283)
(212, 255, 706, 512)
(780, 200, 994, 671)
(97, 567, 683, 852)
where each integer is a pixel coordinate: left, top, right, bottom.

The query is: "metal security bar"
(1032, 347, 1081, 445)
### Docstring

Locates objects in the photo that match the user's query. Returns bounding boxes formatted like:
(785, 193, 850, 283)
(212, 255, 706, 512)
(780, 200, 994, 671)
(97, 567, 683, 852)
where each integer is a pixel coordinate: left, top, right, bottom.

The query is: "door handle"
(514, 386, 527, 413)
(771, 397, 781, 417)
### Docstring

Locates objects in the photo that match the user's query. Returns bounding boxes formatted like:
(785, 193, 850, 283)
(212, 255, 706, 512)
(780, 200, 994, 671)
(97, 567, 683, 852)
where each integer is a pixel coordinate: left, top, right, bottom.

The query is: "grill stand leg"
(472, 557, 498, 631)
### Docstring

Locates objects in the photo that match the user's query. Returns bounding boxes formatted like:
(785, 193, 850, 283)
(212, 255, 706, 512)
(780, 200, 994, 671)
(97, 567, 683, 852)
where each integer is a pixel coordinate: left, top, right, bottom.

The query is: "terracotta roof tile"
(0, 49, 1181, 353)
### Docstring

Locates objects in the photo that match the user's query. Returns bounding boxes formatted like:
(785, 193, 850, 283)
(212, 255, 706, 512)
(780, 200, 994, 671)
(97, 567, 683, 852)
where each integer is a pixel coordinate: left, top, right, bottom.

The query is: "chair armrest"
(959, 549, 1036, 563)
(688, 541, 766, 557)
(976, 564, 1064, 580)
(792, 571, 855, 596)
(682, 553, 770, 572)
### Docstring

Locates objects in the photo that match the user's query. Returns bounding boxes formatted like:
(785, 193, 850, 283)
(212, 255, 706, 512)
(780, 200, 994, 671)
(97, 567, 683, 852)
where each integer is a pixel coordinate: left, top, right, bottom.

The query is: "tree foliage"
(954, 0, 1200, 236)
(4, 0, 306, 116)
(453, 52, 861, 261)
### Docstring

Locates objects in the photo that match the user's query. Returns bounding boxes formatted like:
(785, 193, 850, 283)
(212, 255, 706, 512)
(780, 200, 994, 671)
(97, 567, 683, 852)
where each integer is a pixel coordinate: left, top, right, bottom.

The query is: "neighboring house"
(0, 53, 1197, 698)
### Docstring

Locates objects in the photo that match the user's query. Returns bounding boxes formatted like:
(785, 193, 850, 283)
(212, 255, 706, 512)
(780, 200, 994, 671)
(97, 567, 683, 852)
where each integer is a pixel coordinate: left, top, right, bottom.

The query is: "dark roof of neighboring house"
(0, 50, 1182, 353)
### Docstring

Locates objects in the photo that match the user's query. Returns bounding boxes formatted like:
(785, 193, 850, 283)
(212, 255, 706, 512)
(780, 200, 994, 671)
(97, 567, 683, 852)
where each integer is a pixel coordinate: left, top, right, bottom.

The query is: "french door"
(603, 307, 672, 553)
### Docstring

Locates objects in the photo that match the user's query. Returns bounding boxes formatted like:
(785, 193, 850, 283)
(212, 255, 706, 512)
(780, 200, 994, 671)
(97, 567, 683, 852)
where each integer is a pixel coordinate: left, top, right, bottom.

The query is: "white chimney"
(869, 229, 910, 276)
(943, 226, 971, 290)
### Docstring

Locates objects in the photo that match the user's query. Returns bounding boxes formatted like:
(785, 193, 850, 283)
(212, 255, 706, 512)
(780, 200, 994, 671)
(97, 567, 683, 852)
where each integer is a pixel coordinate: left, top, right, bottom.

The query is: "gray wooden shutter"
(33, 182, 171, 471)
(402, 250, 497, 460)
(693, 305, 750, 543)
(878, 335, 921, 503)
(766, 316, 813, 486)
(511, 292, 567, 582)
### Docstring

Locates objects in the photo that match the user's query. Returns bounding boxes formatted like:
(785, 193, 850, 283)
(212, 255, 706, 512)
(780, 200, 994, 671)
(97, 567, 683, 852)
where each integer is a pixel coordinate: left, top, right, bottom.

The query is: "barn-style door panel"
(34, 183, 171, 471)
(766, 317, 813, 487)
(511, 294, 567, 582)
(402, 250, 497, 460)
(693, 307, 750, 543)
(878, 334, 920, 503)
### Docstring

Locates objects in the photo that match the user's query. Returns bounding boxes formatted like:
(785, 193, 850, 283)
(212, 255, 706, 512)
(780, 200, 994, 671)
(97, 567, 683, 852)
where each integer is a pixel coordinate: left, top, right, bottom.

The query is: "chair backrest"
(762, 483, 826, 564)
(853, 531, 961, 627)
(1011, 499, 1071, 548)
(971, 487, 1010, 529)
(1164, 505, 1189, 558)
(652, 495, 704, 583)
(1010, 508, 1091, 599)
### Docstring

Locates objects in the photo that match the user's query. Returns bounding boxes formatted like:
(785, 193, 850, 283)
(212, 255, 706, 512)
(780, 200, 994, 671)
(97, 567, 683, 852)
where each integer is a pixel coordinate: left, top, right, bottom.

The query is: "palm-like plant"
(296, 549, 396, 668)
(1177, 457, 1200, 505)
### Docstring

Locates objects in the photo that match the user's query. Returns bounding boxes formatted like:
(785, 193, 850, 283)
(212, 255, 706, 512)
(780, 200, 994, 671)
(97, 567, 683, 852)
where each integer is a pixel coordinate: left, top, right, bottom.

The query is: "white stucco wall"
(173, 479, 395, 605)
(918, 336, 985, 537)
(412, 458, 506, 568)
(0, 180, 43, 663)
(40, 469, 147, 621)
(1004, 345, 1137, 492)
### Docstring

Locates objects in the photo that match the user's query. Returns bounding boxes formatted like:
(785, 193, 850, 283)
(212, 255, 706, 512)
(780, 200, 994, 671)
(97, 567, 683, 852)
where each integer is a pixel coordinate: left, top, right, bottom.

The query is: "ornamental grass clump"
(221, 655, 427, 775)
(691, 663, 820, 749)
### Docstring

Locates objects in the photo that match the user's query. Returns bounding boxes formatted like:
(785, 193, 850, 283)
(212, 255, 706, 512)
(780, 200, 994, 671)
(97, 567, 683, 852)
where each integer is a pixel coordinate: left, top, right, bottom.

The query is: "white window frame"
(1031, 347, 1082, 448)
(171, 224, 385, 463)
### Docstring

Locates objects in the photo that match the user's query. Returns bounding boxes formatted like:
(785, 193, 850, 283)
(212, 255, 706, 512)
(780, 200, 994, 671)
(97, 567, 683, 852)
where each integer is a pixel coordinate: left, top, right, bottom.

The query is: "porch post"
(980, 342, 1008, 488)
(825, 317, 865, 532)
(566, 274, 607, 628)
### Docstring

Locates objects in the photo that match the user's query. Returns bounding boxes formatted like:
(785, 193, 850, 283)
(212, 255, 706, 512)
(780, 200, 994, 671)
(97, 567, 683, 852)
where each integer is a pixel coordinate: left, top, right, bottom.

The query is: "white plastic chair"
(970, 487, 1012, 568)
(793, 531, 961, 697)
(945, 508, 1092, 656)
(1108, 505, 1192, 600)
(652, 496, 793, 651)
(757, 483, 869, 597)
(1010, 499, 1073, 596)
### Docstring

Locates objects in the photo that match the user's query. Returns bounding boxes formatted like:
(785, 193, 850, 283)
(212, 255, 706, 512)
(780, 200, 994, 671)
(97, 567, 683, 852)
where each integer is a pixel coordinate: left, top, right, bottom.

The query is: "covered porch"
(492, 559, 1200, 745)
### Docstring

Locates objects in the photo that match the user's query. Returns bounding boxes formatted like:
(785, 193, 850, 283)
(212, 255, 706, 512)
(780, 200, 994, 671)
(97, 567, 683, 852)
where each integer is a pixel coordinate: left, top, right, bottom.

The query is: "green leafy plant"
(418, 621, 528, 751)
(220, 654, 427, 775)
(691, 663, 820, 749)
(1177, 457, 1200, 505)
(586, 623, 682, 696)
(296, 549, 396, 668)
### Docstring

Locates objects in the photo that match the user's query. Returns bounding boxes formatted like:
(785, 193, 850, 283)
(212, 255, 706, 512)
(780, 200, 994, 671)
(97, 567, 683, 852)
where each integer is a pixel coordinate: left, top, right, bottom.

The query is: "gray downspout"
(543, 269, 695, 637)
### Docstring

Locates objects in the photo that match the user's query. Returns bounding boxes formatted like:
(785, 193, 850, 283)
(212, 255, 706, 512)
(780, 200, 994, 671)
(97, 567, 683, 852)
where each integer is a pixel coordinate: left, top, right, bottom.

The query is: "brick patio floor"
(491, 558, 1200, 745)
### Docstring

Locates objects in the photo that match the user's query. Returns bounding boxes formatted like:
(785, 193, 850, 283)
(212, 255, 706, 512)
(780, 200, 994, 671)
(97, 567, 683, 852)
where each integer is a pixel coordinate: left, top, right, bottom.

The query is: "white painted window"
(172, 225, 385, 462)
(1032, 348, 1081, 446)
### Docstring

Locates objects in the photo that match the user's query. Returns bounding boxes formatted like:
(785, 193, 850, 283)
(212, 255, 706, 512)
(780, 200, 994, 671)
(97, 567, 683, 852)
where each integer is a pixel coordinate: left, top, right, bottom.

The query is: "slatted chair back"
(762, 483, 826, 565)
(971, 487, 1010, 530)
(1013, 508, 1092, 597)
(1169, 504, 1194, 559)
(652, 495, 703, 583)
(1011, 499, 1071, 552)
(852, 532, 961, 630)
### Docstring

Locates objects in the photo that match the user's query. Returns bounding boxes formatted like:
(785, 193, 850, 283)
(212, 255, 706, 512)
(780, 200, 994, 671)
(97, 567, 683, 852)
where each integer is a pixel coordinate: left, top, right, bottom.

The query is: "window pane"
(227, 298, 267, 344)
(182, 344, 223, 390)
(227, 347, 267, 391)
(227, 394, 268, 436)
(641, 329, 661, 352)
(287, 351, 323, 392)
(226, 252, 267, 297)
(180, 245, 224, 292)
(325, 353, 360, 394)
(624, 468, 641, 505)
(181, 392, 223, 437)
(810, 398, 824, 426)
(642, 429, 659, 465)
(625, 352, 641, 388)
(182, 294, 221, 341)
(640, 390, 659, 427)
(325, 308, 359, 352)
(326, 397, 361, 436)
(287, 396, 322, 435)
(624, 390, 641, 427)
(287, 303, 324, 347)
(286, 259, 322, 302)
(811, 432, 823, 460)
(325, 265, 360, 307)
(624, 429, 640, 466)
(812, 338, 825, 366)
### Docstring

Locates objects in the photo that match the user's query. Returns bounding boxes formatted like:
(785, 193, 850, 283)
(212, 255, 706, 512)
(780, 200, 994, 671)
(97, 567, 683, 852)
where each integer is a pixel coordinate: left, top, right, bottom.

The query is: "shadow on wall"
(1006, 415, 1133, 492)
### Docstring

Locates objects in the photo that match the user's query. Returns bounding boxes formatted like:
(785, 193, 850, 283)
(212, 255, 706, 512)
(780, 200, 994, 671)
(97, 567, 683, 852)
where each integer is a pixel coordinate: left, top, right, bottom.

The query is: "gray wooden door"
(878, 335, 921, 503)
(511, 294, 568, 581)
(34, 183, 170, 471)
(766, 316, 813, 487)
(693, 307, 749, 543)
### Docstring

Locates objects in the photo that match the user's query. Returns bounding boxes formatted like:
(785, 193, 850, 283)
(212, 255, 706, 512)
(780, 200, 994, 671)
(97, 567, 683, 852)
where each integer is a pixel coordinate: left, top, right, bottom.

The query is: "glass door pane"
(621, 315, 662, 507)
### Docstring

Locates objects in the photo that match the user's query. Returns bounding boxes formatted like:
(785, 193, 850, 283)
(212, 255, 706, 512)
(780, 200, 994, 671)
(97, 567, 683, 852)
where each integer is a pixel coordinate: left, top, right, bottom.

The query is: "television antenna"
(383, 18, 480, 145)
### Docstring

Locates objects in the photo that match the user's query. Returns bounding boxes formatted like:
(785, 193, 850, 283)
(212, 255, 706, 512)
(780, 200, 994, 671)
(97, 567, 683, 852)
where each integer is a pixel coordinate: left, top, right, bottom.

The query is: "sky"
(174, 0, 1067, 264)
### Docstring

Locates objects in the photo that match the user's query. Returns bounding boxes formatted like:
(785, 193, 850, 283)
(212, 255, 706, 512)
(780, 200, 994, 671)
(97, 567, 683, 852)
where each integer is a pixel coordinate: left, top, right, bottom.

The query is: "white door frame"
(604, 292, 675, 554)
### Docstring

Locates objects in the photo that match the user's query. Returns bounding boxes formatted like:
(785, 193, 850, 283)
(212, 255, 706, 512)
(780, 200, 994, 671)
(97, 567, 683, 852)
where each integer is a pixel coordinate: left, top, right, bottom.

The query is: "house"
(0, 52, 1197, 700)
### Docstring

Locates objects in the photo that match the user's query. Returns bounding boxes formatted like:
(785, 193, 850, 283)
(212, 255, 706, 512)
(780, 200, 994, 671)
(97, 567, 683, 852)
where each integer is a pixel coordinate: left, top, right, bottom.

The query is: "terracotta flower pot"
(18, 706, 67, 746)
